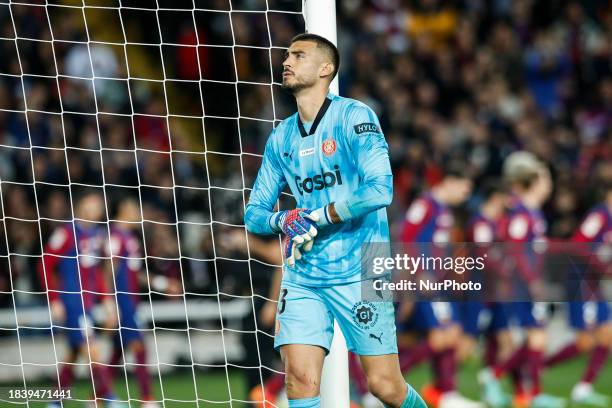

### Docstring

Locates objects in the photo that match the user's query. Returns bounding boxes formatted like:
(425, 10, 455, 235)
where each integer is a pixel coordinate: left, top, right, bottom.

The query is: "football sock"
(582, 345, 609, 384)
(399, 383, 427, 408)
(399, 341, 433, 373)
(135, 346, 152, 399)
(494, 344, 527, 378)
(525, 348, 543, 395)
(545, 342, 579, 367)
(288, 396, 320, 408)
(433, 348, 456, 393)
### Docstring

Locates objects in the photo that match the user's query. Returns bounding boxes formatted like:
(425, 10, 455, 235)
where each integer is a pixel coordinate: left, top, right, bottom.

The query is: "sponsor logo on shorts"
(352, 301, 379, 330)
(369, 332, 383, 344)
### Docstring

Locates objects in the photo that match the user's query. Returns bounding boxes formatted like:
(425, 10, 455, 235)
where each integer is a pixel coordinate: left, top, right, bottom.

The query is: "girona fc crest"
(322, 138, 336, 156)
(351, 301, 379, 330)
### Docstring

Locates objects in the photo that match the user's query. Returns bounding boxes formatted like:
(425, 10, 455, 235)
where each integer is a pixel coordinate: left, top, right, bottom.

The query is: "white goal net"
(0, 1, 310, 407)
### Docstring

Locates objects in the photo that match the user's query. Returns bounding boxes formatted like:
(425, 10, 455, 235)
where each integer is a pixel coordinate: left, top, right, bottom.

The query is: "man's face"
(282, 40, 326, 92)
(120, 200, 141, 224)
(533, 167, 552, 204)
(446, 177, 473, 206)
(77, 194, 104, 222)
(488, 192, 508, 218)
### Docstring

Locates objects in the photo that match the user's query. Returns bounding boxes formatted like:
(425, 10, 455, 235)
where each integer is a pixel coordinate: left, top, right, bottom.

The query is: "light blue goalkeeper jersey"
(244, 93, 392, 287)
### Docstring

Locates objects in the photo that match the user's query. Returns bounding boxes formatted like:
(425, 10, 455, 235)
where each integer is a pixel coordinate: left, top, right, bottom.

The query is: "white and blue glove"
(271, 208, 319, 266)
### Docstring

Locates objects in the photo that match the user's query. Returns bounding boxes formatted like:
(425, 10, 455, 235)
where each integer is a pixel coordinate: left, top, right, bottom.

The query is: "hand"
(275, 208, 318, 243)
(273, 208, 318, 266)
(50, 300, 65, 324)
(167, 278, 183, 295)
(218, 229, 247, 253)
(102, 299, 118, 329)
(259, 301, 277, 328)
(151, 275, 183, 295)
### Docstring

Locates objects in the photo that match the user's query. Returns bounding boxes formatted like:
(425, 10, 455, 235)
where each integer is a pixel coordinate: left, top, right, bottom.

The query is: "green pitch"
(13, 356, 612, 407)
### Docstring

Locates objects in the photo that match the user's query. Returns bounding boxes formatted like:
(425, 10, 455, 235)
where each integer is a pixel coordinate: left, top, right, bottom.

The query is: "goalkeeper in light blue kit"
(245, 33, 425, 408)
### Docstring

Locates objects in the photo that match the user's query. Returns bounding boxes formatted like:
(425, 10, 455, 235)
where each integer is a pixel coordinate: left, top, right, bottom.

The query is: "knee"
(284, 364, 320, 398)
(428, 329, 446, 352)
(596, 324, 612, 347)
(447, 325, 461, 346)
(497, 331, 515, 359)
(527, 329, 547, 351)
(576, 332, 595, 352)
(130, 340, 144, 354)
(429, 326, 458, 351)
(367, 373, 405, 405)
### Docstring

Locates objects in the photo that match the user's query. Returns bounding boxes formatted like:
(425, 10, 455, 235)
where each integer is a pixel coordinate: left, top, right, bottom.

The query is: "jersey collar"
(297, 96, 332, 138)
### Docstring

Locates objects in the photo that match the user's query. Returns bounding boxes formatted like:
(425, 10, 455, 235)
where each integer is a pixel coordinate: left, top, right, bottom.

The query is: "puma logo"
(369, 332, 383, 344)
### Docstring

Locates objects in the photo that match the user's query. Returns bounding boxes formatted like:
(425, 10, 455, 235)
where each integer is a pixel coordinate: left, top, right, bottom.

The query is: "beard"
(281, 75, 315, 93)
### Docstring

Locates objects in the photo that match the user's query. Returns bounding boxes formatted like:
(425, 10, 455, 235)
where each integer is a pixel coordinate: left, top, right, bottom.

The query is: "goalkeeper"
(245, 33, 425, 408)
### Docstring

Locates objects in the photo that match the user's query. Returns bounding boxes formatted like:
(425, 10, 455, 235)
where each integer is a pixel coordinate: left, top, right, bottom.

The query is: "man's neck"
(431, 187, 447, 206)
(114, 221, 131, 231)
(295, 86, 329, 123)
(520, 192, 540, 209)
(481, 202, 498, 220)
(75, 220, 91, 230)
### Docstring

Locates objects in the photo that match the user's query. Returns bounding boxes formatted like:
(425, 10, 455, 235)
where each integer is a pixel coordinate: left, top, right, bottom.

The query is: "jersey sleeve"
(244, 129, 288, 235)
(572, 210, 604, 243)
(333, 104, 393, 222)
(400, 198, 432, 242)
(37, 227, 73, 302)
(571, 210, 609, 275)
(506, 214, 538, 281)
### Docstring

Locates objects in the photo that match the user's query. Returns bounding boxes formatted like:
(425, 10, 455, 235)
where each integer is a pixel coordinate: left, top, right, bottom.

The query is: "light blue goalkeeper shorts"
(274, 279, 398, 356)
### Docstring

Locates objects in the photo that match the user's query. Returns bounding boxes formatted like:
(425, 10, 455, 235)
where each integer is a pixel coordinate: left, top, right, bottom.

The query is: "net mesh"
(0, 0, 305, 406)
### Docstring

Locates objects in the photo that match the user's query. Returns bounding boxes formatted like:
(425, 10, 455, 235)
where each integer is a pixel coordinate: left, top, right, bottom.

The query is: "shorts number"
(278, 288, 288, 315)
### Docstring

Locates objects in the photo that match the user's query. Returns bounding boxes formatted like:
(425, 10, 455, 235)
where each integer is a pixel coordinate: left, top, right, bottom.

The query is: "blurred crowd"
(335, 0, 612, 244)
(0, 0, 611, 310)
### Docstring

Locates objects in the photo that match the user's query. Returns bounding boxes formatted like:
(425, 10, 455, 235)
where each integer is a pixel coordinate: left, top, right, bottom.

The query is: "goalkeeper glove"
(304, 205, 336, 228)
(271, 208, 318, 266)
(296, 205, 337, 254)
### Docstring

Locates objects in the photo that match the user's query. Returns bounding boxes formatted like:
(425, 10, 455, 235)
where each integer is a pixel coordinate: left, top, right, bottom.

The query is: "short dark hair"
(290, 33, 340, 79)
(480, 178, 506, 200)
(600, 179, 612, 197)
(442, 159, 472, 180)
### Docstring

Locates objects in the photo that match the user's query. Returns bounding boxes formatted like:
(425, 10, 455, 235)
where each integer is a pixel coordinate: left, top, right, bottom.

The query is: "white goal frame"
(303, 1, 350, 407)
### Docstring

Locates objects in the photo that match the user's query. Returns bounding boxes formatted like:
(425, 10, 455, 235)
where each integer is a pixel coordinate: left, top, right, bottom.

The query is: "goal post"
(303, 1, 350, 407)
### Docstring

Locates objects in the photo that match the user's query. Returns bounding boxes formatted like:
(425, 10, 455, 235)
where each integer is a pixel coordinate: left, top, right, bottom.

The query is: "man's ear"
(319, 62, 334, 79)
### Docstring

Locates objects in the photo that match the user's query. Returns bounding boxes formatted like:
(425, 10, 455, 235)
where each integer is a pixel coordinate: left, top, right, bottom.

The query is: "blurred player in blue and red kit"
(544, 181, 612, 406)
(397, 164, 482, 408)
(459, 181, 513, 369)
(480, 151, 565, 408)
(38, 192, 126, 408)
(106, 198, 174, 408)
